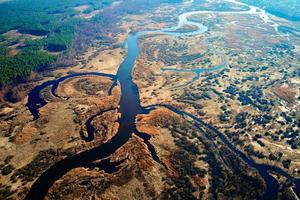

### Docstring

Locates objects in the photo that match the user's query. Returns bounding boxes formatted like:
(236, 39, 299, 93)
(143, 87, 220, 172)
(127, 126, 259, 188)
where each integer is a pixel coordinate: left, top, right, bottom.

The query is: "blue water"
(24, 4, 300, 200)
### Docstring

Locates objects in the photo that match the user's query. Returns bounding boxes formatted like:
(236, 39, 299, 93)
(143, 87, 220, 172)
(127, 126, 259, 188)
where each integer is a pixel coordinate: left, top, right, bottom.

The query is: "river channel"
(25, 1, 300, 199)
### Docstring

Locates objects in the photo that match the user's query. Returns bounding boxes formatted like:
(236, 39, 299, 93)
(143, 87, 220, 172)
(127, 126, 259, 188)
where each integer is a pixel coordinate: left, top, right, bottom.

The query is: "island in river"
(0, 0, 300, 199)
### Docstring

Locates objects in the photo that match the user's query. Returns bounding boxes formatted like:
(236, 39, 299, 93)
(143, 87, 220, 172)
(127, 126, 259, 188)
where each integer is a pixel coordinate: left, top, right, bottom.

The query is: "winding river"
(25, 1, 300, 199)
(27, 72, 115, 120)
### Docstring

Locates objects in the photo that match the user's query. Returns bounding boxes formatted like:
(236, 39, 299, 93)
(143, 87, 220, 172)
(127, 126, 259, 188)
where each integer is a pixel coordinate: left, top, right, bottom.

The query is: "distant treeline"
(240, 0, 300, 21)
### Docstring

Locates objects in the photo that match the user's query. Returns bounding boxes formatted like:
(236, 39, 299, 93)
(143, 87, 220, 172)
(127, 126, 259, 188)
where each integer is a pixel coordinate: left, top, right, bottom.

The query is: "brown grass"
(273, 85, 296, 104)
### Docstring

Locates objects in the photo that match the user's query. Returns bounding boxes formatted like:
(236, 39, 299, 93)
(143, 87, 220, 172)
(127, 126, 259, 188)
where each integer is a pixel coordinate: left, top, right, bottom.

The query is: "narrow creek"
(145, 104, 300, 199)
(25, 2, 300, 199)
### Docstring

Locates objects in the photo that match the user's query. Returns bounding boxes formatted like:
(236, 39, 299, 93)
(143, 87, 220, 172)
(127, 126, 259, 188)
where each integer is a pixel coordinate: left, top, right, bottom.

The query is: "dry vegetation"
(0, 75, 121, 199)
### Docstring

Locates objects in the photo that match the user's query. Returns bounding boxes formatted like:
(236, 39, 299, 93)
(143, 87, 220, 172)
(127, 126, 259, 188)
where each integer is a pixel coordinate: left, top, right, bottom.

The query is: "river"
(25, 0, 300, 199)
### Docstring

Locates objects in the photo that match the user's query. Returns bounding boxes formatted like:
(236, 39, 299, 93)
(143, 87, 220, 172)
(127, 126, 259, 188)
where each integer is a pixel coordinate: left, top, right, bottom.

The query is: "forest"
(0, 0, 113, 86)
(0, 47, 56, 85)
(0, 0, 184, 86)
